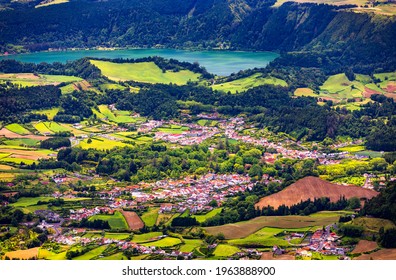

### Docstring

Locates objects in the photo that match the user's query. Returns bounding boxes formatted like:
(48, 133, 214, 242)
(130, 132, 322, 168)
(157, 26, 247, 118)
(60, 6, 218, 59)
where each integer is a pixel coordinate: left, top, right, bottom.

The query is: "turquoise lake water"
(0, 49, 278, 76)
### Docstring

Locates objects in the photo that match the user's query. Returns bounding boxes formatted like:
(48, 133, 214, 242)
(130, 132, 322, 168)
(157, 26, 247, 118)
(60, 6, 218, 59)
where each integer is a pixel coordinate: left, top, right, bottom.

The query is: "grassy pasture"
(100, 252, 127, 260)
(332, 176, 365, 186)
(90, 60, 200, 85)
(141, 208, 159, 227)
(228, 227, 312, 247)
(10, 196, 53, 207)
(141, 237, 182, 248)
(78, 137, 130, 150)
(73, 245, 108, 260)
(179, 239, 203, 253)
(97, 105, 137, 123)
(0, 73, 81, 87)
(5, 124, 30, 135)
(212, 244, 240, 257)
(350, 217, 395, 233)
(204, 212, 342, 239)
(212, 73, 287, 93)
(192, 208, 223, 223)
(32, 108, 60, 120)
(89, 211, 129, 231)
(3, 138, 40, 147)
(132, 232, 163, 243)
(99, 83, 127, 91)
(317, 159, 370, 177)
(338, 145, 365, 153)
(294, 87, 317, 97)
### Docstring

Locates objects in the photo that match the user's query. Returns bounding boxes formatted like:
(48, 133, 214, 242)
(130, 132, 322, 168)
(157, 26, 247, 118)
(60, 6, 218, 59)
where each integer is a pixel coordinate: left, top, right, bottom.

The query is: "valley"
(0, 0, 395, 262)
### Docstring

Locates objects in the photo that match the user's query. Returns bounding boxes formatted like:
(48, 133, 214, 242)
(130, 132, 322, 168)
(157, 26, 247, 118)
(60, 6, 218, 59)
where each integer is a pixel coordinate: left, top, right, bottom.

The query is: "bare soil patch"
(0, 128, 49, 140)
(120, 210, 144, 230)
(260, 252, 295, 260)
(352, 240, 378, 254)
(255, 176, 378, 209)
(355, 249, 396, 260)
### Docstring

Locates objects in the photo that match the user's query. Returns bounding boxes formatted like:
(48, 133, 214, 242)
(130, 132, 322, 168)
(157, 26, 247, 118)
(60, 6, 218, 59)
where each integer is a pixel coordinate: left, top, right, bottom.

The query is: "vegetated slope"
(255, 176, 378, 209)
(0, 1, 395, 61)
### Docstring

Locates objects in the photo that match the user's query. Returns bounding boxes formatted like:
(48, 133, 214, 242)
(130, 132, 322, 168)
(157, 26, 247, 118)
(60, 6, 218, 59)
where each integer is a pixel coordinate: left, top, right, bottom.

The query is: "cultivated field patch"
(120, 210, 144, 230)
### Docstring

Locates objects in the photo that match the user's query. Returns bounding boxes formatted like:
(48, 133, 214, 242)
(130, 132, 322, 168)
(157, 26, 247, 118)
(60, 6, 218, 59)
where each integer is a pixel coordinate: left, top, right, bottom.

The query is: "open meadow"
(90, 60, 201, 85)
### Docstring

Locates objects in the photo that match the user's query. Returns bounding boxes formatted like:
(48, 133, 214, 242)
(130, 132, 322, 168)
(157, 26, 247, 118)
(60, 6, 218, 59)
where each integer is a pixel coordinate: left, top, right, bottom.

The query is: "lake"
(0, 49, 279, 76)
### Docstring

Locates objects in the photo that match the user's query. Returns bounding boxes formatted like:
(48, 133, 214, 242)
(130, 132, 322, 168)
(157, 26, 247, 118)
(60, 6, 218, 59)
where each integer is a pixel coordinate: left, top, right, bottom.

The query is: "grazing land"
(212, 73, 287, 93)
(140, 208, 159, 227)
(204, 212, 342, 239)
(90, 60, 200, 85)
(213, 244, 240, 257)
(89, 211, 129, 231)
(0, 73, 81, 87)
(5, 124, 30, 135)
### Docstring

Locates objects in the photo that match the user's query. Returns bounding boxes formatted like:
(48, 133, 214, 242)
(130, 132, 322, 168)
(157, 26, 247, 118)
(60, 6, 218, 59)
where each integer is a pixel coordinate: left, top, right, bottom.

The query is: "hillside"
(0, 1, 395, 69)
(255, 176, 378, 209)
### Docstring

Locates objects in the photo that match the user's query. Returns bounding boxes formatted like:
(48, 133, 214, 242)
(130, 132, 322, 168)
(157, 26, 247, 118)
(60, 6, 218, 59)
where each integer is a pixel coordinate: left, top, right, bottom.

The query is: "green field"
(5, 124, 30, 135)
(212, 73, 287, 94)
(229, 227, 311, 247)
(332, 176, 366, 186)
(10, 197, 53, 207)
(89, 211, 129, 230)
(157, 125, 189, 134)
(132, 232, 163, 243)
(141, 237, 182, 248)
(141, 208, 159, 227)
(0, 73, 81, 87)
(99, 83, 127, 91)
(97, 105, 137, 123)
(32, 108, 60, 120)
(338, 145, 365, 153)
(100, 252, 127, 260)
(204, 211, 343, 239)
(33, 121, 73, 134)
(3, 139, 40, 147)
(90, 60, 201, 85)
(213, 244, 240, 257)
(294, 87, 317, 97)
(179, 239, 203, 253)
(60, 84, 76, 94)
(33, 122, 53, 134)
(192, 208, 223, 223)
(295, 71, 396, 108)
(78, 137, 131, 150)
(72, 245, 108, 260)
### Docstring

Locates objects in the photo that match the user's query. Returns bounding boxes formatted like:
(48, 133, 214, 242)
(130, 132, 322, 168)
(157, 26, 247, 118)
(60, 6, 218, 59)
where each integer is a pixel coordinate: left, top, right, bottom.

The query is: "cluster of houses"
(295, 227, 346, 258)
(131, 173, 253, 213)
(69, 207, 114, 221)
(138, 120, 163, 133)
(154, 123, 219, 145)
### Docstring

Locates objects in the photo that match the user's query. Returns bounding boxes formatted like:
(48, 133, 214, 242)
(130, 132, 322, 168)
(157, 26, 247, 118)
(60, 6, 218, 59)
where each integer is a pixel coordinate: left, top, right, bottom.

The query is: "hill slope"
(255, 176, 378, 209)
